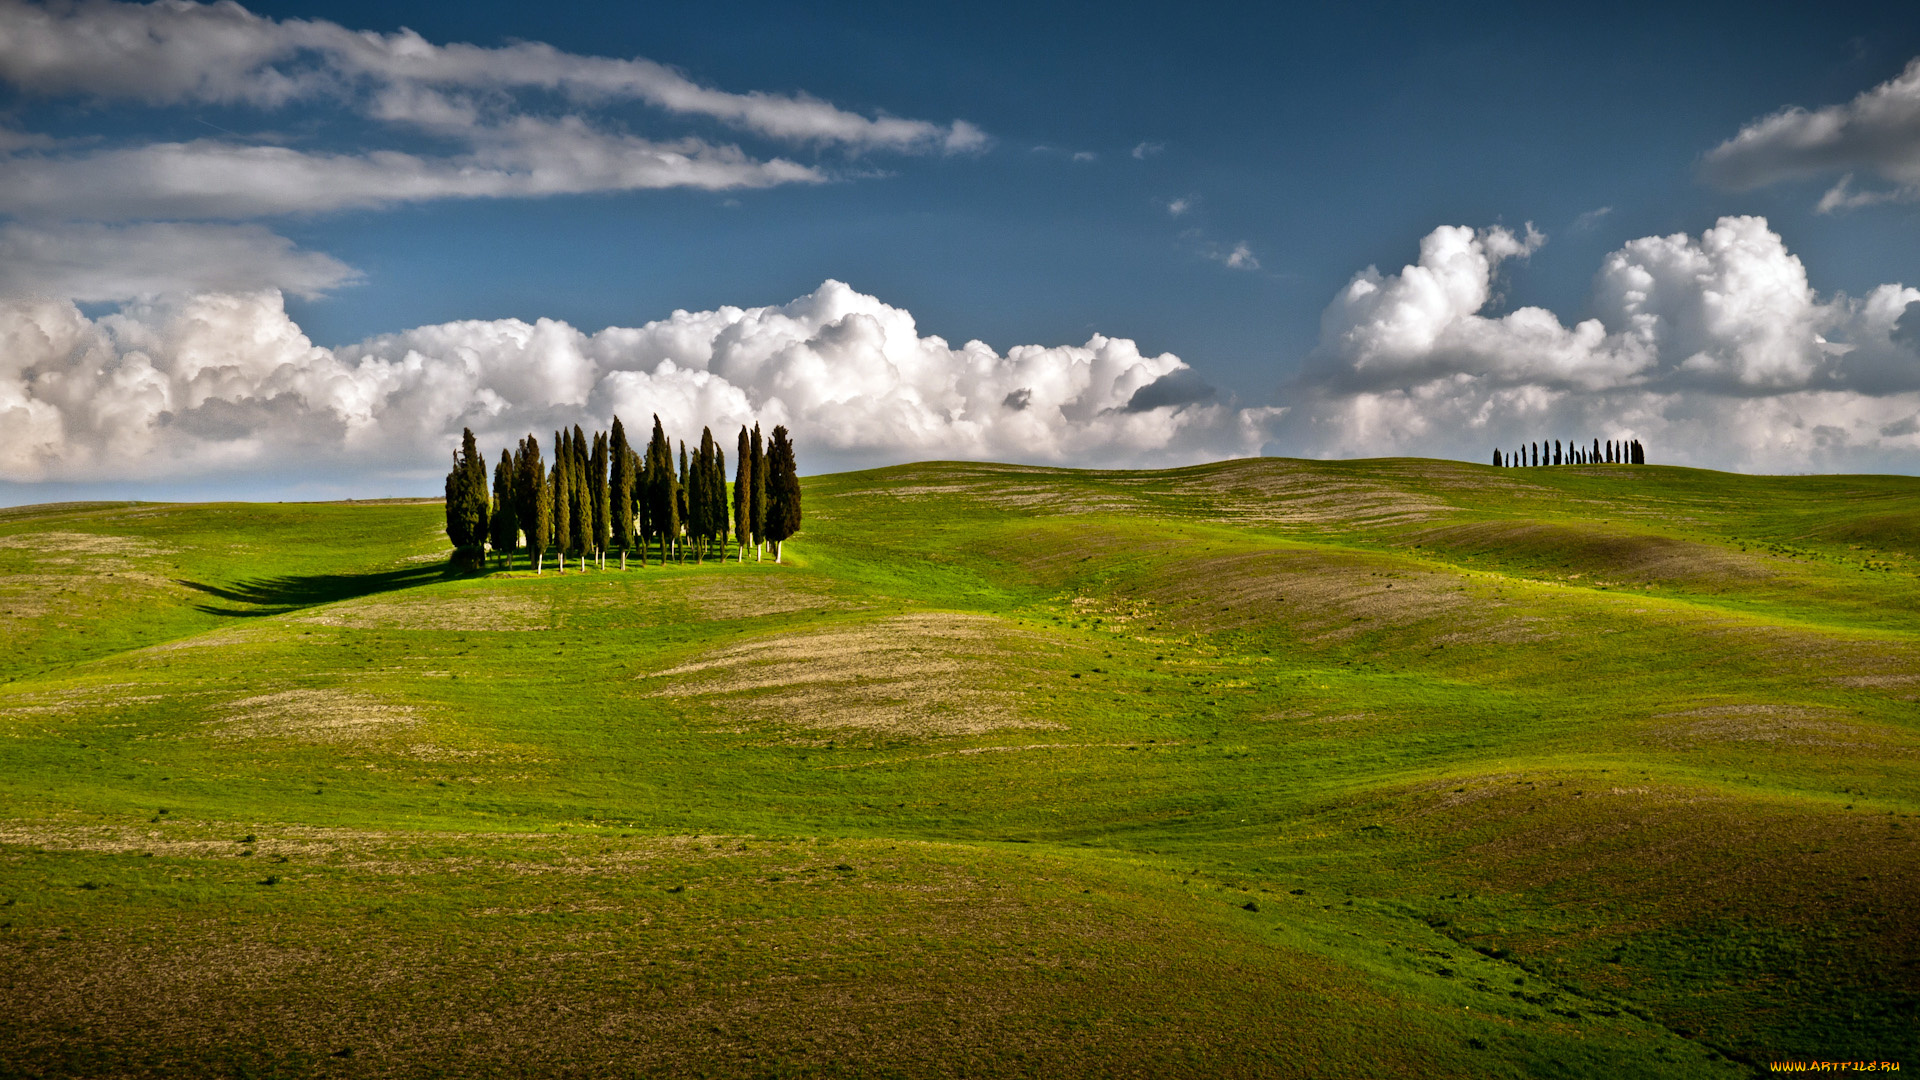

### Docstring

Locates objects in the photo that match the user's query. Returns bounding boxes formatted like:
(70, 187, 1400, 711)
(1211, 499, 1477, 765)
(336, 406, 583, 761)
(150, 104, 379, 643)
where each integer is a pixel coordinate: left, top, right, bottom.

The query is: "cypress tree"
(683, 441, 698, 568)
(610, 417, 633, 568)
(550, 431, 571, 572)
(646, 415, 678, 565)
(734, 426, 753, 561)
(764, 425, 801, 563)
(591, 431, 611, 569)
(517, 436, 551, 574)
(750, 423, 768, 561)
(571, 425, 591, 570)
(714, 444, 728, 555)
(687, 433, 709, 562)
(490, 449, 518, 570)
(444, 427, 489, 568)
(641, 443, 656, 568)
(471, 432, 490, 556)
(696, 427, 722, 562)
(444, 437, 472, 554)
(512, 436, 536, 567)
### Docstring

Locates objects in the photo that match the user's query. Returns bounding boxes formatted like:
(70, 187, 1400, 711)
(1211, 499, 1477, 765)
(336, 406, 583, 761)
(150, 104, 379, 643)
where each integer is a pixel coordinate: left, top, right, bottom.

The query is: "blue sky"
(3, 0, 1920, 500)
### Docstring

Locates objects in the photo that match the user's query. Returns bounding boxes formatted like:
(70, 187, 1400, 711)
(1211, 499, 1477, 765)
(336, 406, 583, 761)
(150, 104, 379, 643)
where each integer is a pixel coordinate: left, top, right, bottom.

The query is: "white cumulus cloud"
(1703, 55, 1920, 210)
(1278, 216, 1920, 473)
(0, 281, 1282, 487)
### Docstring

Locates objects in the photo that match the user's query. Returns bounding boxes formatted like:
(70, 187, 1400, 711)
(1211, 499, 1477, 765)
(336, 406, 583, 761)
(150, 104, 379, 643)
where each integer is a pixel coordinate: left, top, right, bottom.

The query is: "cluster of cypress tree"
(1492, 438, 1645, 468)
(443, 428, 491, 569)
(445, 417, 802, 572)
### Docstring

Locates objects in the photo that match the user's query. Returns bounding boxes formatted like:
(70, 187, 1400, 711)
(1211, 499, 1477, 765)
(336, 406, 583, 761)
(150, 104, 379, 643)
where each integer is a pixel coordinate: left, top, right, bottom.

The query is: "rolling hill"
(1, 457, 1915, 1078)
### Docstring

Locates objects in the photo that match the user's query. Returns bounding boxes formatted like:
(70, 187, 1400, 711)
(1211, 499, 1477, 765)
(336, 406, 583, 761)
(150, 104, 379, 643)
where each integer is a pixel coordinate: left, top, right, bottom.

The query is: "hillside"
(2, 458, 1916, 1078)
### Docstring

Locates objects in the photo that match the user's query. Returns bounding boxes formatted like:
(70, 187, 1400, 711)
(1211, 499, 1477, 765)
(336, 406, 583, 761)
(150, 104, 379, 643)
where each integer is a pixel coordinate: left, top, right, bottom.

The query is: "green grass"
(2, 458, 1916, 1077)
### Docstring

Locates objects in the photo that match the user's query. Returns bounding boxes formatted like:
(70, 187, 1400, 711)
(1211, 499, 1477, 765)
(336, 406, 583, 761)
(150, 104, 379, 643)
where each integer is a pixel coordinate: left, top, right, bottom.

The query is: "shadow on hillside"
(178, 563, 451, 617)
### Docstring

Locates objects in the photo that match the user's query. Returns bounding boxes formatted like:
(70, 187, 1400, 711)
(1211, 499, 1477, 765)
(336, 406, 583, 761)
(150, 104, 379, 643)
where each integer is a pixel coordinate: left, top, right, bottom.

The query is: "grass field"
(2, 457, 1916, 1078)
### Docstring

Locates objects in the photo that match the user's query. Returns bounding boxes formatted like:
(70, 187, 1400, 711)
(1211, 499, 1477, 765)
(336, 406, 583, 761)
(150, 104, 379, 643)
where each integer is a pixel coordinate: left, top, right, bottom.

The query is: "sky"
(2, 0, 1919, 502)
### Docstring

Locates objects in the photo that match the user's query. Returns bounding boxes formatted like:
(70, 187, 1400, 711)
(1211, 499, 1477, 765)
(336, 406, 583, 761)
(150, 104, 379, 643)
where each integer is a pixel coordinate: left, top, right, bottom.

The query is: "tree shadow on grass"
(177, 563, 455, 617)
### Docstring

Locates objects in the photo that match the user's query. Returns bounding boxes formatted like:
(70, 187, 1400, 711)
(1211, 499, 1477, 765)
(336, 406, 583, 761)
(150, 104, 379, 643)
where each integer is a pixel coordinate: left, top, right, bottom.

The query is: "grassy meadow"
(1, 457, 1916, 1078)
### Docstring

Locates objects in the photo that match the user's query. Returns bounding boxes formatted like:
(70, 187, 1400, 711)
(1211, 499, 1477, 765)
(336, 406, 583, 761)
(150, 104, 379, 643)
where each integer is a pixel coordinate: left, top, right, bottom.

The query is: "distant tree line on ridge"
(1494, 438, 1644, 468)
(444, 416, 801, 572)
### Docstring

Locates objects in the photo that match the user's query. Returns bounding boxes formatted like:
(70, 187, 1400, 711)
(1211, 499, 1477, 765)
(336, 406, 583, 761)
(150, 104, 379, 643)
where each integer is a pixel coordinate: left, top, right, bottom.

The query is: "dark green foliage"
(688, 430, 712, 561)
(764, 424, 801, 559)
(610, 417, 633, 554)
(571, 425, 592, 560)
(713, 444, 728, 553)
(676, 441, 690, 562)
(590, 431, 610, 562)
(443, 427, 489, 565)
(645, 415, 678, 564)
(489, 449, 517, 568)
(637, 443, 652, 564)
(750, 423, 768, 554)
(549, 430, 571, 563)
(514, 435, 550, 572)
(734, 426, 753, 557)
(690, 427, 728, 561)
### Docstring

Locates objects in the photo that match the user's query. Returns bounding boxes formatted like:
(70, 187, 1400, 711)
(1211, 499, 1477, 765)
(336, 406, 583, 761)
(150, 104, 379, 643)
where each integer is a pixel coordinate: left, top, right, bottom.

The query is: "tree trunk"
(620, 550, 626, 571)
(535, 552, 543, 574)
(774, 539, 782, 563)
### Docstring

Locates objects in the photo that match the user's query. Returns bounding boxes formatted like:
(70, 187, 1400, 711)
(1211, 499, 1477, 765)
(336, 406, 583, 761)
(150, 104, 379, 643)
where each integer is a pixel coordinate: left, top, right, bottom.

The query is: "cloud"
(0, 0, 983, 154)
(1702, 55, 1920, 209)
(1131, 141, 1163, 159)
(0, 0, 979, 220)
(1571, 206, 1612, 231)
(1124, 369, 1216, 412)
(1072, 151, 1098, 163)
(0, 280, 1282, 485)
(0, 221, 358, 300)
(1215, 242, 1259, 271)
(1166, 197, 1191, 216)
(0, 131, 822, 219)
(1278, 216, 1920, 473)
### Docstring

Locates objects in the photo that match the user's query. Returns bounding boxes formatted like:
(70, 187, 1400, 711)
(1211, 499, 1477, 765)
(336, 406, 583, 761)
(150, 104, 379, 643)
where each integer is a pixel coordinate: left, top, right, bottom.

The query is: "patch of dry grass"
(1164, 460, 1455, 526)
(1645, 704, 1913, 753)
(645, 613, 1061, 737)
(1411, 520, 1775, 586)
(1131, 548, 1486, 641)
(297, 592, 550, 631)
(0, 532, 175, 560)
(0, 682, 171, 719)
(207, 688, 421, 742)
